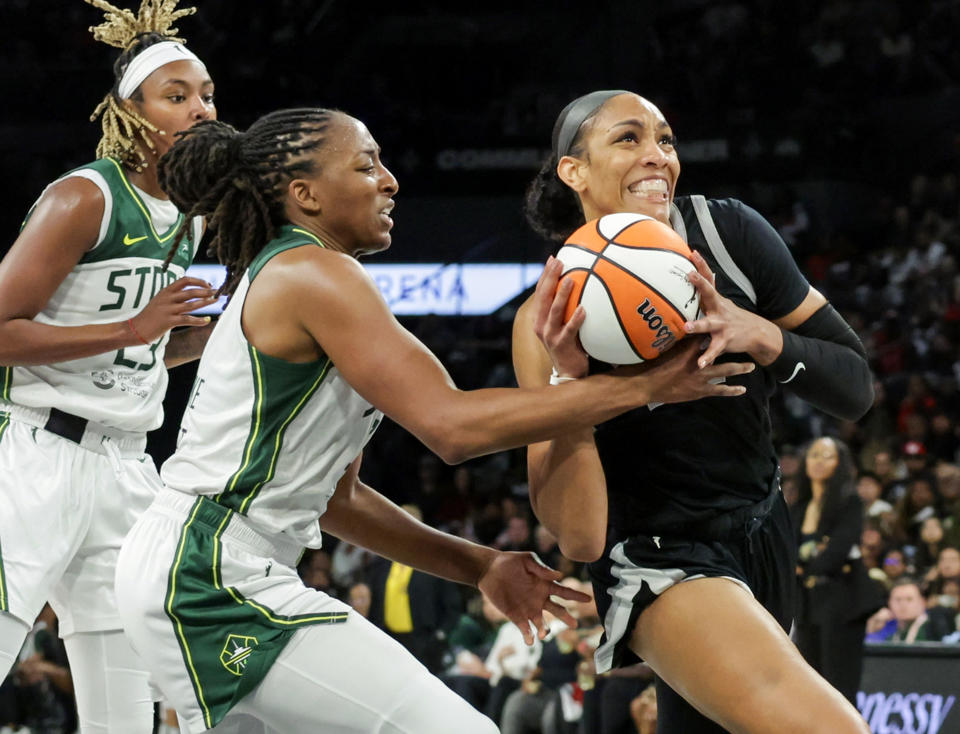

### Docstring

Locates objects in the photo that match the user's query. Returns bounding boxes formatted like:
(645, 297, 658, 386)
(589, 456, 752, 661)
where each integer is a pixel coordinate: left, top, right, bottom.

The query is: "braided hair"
(159, 108, 337, 296)
(86, 0, 198, 172)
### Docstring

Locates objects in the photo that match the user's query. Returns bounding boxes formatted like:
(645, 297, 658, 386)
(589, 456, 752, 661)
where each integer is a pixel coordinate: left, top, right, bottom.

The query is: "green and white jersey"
(0, 158, 202, 432)
(161, 225, 383, 548)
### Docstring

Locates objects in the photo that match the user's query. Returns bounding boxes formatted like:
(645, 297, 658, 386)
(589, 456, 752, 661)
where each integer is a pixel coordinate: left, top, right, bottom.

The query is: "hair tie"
(552, 90, 631, 159)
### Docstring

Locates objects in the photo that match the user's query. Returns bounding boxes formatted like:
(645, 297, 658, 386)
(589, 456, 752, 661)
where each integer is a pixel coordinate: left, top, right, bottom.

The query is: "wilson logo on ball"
(556, 212, 699, 365)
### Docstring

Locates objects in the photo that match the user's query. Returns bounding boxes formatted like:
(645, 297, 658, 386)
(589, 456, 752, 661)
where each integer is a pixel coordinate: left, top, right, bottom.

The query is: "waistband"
(0, 401, 147, 457)
(151, 487, 303, 568)
(629, 472, 783, 542)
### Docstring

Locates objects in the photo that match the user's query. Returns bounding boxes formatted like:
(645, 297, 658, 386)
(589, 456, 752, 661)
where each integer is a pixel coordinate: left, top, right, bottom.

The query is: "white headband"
(117, 40, 205, 99)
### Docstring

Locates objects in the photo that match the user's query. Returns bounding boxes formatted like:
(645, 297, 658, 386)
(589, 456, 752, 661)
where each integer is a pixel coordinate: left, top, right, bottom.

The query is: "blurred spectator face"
(937, 580, 959, 610)
(507, 516, 530, 546)
(861, 528, 884, 561)
(779, 448, 801, 479)
(453, 466, 471, 493)
(535, 524, 558, 555)
(908, 479, 936, 509)
(904, 414, 928, 443)
(938, 548, 960, 580)
(935, 465, 960, 502)
(858, 475, 883, 504)
(920, 517, 944, 545)
(874, 451, 894, 479)
(884, 550, 906, 580)
(300, 549, 333, 592)
(348, 582, 372, 617)
(781, 476, 800, 507)
(889, 583, 926, 623)
(903, 442, 928, 474)
(805, 438, 839, 483)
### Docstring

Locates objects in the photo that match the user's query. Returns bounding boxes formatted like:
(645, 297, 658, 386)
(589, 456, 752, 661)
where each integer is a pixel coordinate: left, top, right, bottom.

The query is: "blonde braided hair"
(86, 0, 198, 172)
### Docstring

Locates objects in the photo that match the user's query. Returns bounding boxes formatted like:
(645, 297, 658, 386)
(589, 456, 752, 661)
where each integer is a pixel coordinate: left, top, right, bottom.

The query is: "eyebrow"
(608, 118, 671, 131)
(158, 78, 215, 88)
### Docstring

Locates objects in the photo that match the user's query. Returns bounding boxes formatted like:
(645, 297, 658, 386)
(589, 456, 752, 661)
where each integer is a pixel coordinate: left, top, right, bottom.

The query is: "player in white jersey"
(0, 2, 219, 731)
(112, 108, 755, 733)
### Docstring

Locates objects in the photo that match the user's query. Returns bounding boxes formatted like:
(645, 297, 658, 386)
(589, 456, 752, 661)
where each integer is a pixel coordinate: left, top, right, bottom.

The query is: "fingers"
(171, 288, 218, 303)
(168, 276, 213, 291)
(525, 554, 563, 581)
(548, 278, 574, 329)
(533, 257, 563, 329)
(686, 268, 721, 312)
(517, 618, 535, 646)
(179, 315, 213, 327)
(545, 600, 579, 630)
(549, 583, 591, 603)
(690, 250, 715, 285)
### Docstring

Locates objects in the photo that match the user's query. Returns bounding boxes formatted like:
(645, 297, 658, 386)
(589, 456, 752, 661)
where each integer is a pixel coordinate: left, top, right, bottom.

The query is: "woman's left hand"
(683, 250, 779, 368)
(477, 550, 590, 645)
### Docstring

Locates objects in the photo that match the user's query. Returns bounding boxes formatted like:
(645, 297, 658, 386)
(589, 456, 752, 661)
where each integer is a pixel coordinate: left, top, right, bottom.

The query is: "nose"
(640, 136, 669, 167)
(380, 165, 399, 195)
(190, 94, 213, 121)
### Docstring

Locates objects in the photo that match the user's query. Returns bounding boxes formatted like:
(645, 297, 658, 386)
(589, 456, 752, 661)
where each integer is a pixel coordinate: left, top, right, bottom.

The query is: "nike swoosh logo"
(123, 233, 148, 246)
(779, 362, 806, 384)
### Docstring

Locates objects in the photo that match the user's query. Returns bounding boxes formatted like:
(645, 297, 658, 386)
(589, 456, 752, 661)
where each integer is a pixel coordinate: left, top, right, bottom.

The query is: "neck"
(125, 157, 167, 200)
(811, 481, 826, 501)
(285, 214, 354, 257)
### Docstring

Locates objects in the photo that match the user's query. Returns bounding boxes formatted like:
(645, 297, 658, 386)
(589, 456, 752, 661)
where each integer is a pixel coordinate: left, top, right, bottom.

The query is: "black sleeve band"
(769, 304, 874, 421)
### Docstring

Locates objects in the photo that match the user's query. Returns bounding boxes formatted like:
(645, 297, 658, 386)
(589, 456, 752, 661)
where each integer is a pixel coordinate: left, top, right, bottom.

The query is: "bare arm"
(0, 178, 217, 366)
(320, 456, 589, 644)
(266, 250, 752, 465)
(164, 321, 215, 368)
(512, 258, 756, 562)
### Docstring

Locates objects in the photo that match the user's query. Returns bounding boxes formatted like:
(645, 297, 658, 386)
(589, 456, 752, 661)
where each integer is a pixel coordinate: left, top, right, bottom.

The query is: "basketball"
(556, 212, 700, 365)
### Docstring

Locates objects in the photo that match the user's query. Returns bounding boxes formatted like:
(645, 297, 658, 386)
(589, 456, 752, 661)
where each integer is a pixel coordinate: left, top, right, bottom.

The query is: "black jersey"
(594, 196, 809, 537)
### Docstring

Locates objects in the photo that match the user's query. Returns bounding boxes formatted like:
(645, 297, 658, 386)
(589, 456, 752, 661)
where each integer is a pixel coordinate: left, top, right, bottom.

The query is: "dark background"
(2, 0, 959, 474)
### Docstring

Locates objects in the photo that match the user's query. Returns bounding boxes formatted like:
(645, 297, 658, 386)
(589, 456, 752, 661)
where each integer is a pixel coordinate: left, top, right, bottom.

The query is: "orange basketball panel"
(612, 219, 692, 257)
(563, 221, 613, 255)
(559, 269, 589, 323)
(592, 259, 686, 360)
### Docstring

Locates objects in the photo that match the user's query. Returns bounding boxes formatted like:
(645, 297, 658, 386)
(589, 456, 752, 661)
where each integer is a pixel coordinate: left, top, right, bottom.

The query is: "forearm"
(528, 431, 607, 562)
(320, 480, 495, 587)
(164, 322, 214, 368)
(768, 304, 873, 420)
(422, 372, 651, 464)
(0, 318, 138, 366)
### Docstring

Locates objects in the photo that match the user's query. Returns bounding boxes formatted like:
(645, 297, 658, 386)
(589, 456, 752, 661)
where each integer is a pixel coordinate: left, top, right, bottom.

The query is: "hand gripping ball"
(556, 212, 700, 364)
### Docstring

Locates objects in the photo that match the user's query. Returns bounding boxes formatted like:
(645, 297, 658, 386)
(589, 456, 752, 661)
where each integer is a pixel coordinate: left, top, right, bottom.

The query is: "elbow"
(423, 431, 472, 466)
(840, 365, 875, 422)
(558, 535, 605, 563)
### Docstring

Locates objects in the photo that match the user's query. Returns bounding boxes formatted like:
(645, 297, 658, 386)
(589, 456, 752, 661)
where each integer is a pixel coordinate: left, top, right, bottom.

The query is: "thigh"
(0, 423, 94, 627)
(631, 577, 868, 734)
(55, 452, 162, 636)
(234, 616, 498, 734)
(63, 629, 153, 734)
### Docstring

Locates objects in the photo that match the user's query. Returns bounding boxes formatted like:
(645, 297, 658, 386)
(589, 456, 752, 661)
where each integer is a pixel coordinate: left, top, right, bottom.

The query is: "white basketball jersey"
(161, 225, 383, 548)
(1, 158, 201, 432)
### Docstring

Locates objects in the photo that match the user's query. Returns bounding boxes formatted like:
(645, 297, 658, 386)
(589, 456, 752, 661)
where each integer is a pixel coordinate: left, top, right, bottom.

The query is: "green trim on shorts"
(1, 366, 11, 401)
(0, 411, 9, 447)
(165, 496, 347, 728)
(0, 535, 9, 613)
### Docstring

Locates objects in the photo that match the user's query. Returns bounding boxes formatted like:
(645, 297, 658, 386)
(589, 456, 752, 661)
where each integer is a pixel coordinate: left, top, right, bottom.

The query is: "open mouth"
(627, 178, 670, 202)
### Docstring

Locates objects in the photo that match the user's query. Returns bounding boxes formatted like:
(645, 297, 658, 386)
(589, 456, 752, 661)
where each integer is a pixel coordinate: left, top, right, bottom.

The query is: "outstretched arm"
(320, 455, 589, 644)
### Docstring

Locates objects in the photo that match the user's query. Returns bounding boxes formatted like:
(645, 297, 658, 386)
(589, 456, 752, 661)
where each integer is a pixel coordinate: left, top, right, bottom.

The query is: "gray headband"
(551, 89, 631, 159)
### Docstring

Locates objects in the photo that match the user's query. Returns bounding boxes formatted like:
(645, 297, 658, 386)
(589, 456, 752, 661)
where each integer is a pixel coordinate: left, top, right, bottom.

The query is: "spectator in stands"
(858, 471, 894, 518)
(793, 437, 883, 703)
(867, 578, 951, 643)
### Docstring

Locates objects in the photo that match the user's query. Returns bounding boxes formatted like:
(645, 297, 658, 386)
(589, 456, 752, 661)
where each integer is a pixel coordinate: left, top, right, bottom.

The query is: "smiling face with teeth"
(287, 113, 399, 258)
(557, 93, 679, 226)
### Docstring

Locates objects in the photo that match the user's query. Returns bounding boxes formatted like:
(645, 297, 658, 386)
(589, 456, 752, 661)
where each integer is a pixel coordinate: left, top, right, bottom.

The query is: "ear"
(288, 177, 322, 216)
(556, 155, 587, 193)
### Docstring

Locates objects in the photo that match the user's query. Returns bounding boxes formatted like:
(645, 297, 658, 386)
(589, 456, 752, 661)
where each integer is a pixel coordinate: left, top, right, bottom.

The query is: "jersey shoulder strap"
(671, 195, 757, 306)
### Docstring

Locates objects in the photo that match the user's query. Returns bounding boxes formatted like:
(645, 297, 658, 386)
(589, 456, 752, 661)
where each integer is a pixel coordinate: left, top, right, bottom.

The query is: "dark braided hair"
(158, 108, 337, 295)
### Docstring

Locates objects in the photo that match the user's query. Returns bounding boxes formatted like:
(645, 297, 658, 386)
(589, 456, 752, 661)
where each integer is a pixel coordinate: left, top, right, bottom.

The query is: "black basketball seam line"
(560, 245, 693, 324)
(589, 272, 644, 362)
(561, 243, 693, 260)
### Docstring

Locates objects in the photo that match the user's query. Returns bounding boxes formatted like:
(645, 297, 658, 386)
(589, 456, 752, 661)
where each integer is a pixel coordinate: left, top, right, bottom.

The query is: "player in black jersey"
(513, 90, 873, 733)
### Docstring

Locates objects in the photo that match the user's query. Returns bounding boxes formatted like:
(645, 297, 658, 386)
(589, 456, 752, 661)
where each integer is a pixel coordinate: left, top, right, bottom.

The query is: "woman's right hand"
(622, 338, 755, 405)
(128, 277, 218, 343)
